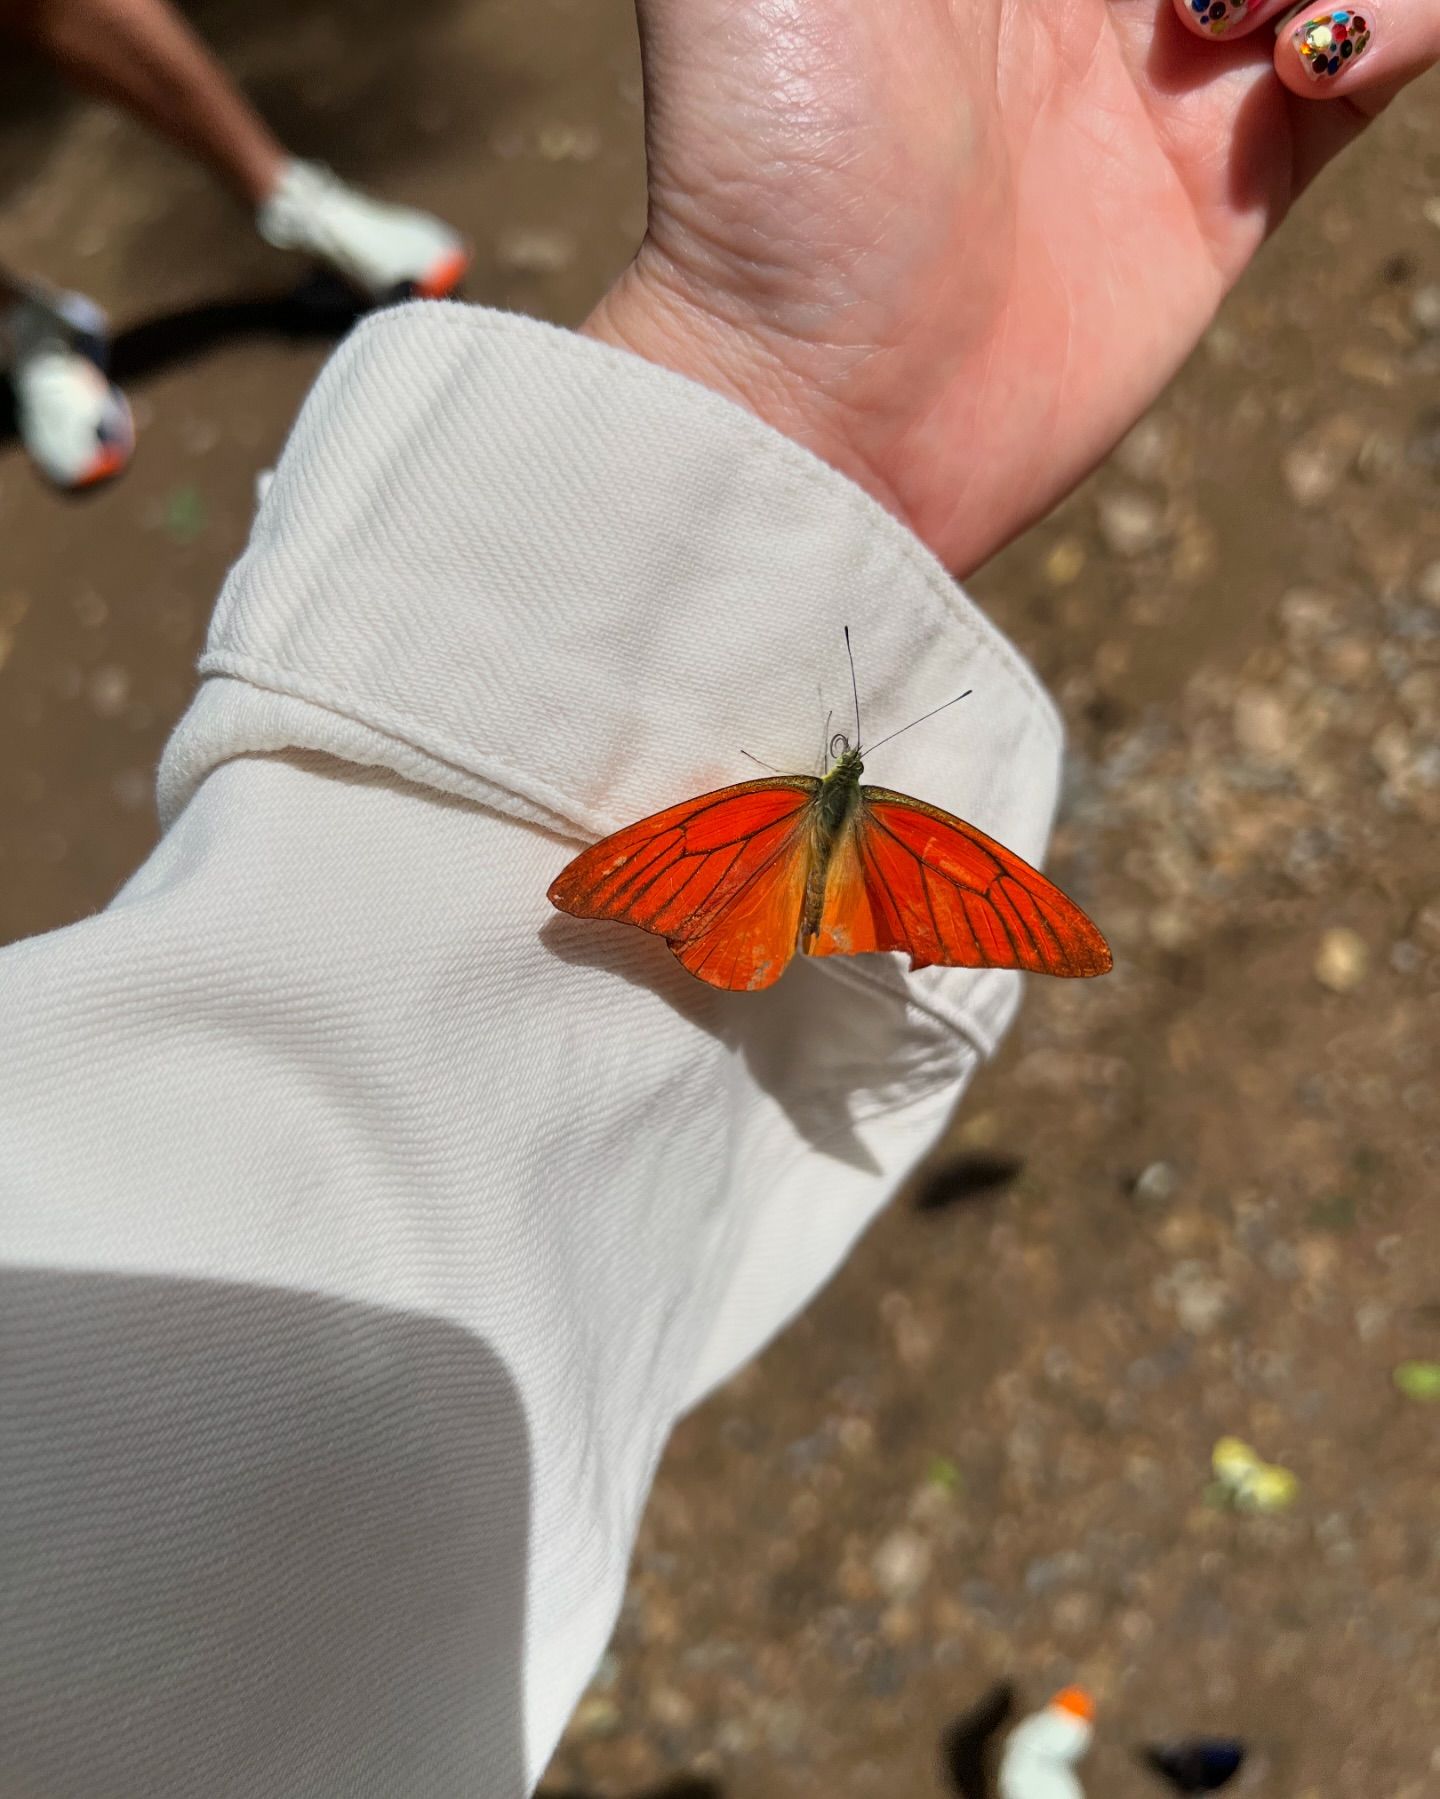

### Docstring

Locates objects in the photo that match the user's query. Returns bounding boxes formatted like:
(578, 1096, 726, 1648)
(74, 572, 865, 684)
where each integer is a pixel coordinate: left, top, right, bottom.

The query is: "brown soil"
(2, 8, 1437, 1797)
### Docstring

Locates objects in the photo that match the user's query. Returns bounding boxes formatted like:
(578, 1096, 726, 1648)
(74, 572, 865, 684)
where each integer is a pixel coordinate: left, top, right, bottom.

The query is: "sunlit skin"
(586, 0, 1421, 577)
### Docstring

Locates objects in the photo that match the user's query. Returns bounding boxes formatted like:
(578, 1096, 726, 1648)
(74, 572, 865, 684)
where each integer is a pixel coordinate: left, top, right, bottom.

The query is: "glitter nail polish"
(1294, 9, 1374, 78)
(1187, 0, 1255, 35)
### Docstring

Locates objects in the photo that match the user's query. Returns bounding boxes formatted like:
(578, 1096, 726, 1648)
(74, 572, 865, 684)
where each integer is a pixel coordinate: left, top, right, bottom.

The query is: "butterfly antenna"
(844, 625, 862, 748)
(865, 689, 974, 756)
(740, 748, 783, 775)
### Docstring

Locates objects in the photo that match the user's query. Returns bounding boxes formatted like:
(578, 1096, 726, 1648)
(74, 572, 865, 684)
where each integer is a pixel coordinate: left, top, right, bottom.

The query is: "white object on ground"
(256, 158, 470, 300)
(999, 1688, 1096, 1799)
(4, 285, 133, 488)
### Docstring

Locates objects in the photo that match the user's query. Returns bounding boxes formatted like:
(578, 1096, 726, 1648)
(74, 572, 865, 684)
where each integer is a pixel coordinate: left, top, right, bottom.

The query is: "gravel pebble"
(1315, 927, 1370, 992)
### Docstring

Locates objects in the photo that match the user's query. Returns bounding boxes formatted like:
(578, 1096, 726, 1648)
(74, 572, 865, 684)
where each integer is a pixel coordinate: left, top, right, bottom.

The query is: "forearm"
(1, 302, 1058, 1795)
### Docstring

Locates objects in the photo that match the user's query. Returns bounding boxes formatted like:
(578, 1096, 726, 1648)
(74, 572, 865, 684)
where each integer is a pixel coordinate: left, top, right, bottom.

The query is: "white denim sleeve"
(0, 303, 1063, 1798)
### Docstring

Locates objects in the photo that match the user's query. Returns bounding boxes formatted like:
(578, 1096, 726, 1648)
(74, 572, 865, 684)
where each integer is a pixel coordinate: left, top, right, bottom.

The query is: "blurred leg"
(0, 0, 471, 297)
(0, 0, 285, 204)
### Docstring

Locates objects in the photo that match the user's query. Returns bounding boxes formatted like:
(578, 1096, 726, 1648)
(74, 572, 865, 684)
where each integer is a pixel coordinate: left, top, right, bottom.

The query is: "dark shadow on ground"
(942, 1681, 1016, 1799)
(913, 1153, 1024, 1213)
(0, 271, 367, 453)
(108, 269, 369, 382)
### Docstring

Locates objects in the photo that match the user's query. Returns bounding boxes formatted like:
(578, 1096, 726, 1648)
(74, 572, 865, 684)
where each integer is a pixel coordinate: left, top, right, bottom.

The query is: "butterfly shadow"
(539, 915, 962, 1174)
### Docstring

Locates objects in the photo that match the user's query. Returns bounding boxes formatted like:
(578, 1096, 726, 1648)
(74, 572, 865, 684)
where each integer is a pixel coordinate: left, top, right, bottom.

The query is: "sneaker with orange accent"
(999, 1687, 1095, 1799)
(5, 287, 134, 491)
(256, 159, 471, 303)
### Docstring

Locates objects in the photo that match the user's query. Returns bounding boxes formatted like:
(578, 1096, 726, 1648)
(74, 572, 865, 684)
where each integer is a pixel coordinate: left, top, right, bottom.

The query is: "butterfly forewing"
(671, 830, 812, 989)
(810, 787, 1111, 978)
(548, 776, 823, 988)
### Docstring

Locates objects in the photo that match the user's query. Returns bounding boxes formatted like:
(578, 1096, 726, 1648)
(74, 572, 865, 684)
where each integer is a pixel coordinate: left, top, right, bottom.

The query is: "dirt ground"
(3, 5, 1438, 1796)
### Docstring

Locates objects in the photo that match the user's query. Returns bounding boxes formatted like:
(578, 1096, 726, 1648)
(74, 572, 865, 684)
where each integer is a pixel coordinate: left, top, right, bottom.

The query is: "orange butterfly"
(548, 648, 1111, 993)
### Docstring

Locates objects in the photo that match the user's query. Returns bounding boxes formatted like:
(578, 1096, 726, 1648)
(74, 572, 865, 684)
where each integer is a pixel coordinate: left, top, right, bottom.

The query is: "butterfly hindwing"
(670, 829, 812, 990)
(810, 787, 1111, 978)
(548, 777, 821, 990)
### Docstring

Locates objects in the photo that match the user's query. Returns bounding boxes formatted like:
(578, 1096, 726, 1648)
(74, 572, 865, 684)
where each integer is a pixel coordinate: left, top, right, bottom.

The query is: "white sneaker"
(256, 160, 471, 302)
(5, 287, 134, 490)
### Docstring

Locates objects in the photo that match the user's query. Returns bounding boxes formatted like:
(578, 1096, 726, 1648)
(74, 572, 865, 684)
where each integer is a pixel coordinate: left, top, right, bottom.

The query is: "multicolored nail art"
(1294, 9, 1373, 78)
(1187, 0, 1255, 33)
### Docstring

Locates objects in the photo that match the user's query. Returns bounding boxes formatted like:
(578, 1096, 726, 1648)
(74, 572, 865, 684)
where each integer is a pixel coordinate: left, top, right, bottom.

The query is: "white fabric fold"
(1, 302, 1063, 1797)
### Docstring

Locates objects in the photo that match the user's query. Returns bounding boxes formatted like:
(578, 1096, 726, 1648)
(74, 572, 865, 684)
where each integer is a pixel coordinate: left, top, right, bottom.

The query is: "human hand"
(584, 0, 1440, 576)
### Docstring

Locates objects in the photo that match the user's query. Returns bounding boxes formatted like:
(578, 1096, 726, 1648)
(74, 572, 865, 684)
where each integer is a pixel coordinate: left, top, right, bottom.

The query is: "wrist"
(580, 257, 904, 527)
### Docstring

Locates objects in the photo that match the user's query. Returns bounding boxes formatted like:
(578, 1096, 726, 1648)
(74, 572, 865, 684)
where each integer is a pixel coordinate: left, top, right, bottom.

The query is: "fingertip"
(1173, 0, 1264, 41)
(1275, 6, 1377, 95)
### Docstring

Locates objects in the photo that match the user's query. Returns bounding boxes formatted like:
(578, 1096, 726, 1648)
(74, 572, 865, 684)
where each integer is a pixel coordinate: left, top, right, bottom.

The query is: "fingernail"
(1292, 8, 1374, 78)
(1186, 0, 1257, 33)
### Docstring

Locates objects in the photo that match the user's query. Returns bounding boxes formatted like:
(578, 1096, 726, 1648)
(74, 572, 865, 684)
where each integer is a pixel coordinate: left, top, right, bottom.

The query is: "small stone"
(1024, 1550, 1087, 1594)
(880, 1602, 919, 1644)
(88, 665, 130, 719)
(871, 1528, 931, 1601)
(1315, 927, 1369, 992)
(1355, 1299, 1390, 1343)
(1044, 537, 1087, 586)
(1417, 561, 1440, 609)
(536, 121, 602, 162)
(1339, 347, 1398, 388)
(1176, 1273, 1231, 1336)
(838, 1415, 874, 1457)
(1371, 721, 1413, 780)
(573, 1695, 622, 1737)
(1279, 587, 1340, 639)
(1099, 491, 1165, 557)
(1411, 286, 1440, 336)
(1282, 441, 1346, 508)
(649, 1684, 696, 1730)
(111, 768, 151, 811)
(1412, 898, 1440, 946)
(1053, 1590, 1100, 1636)
(496, 226, 576, 274)
(1327, 636, 1373, 684)
(715, 1719, 754, 1756)
(1390, 940, 1423, 976)
(1132, 1161, 1179, 1206)
(1233, 688, 1291, 763)
(1114, 416, 1173, 483)
(1156, 1260, 1232, 1335)
(1149, 906, 1196, 952)
(1424, 197, 1440, 233)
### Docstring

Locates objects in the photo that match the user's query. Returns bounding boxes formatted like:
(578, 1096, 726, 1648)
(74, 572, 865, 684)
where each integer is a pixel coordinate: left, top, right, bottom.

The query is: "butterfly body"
(548, 736, 1111, 993)
(798, 739, 865, 951)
